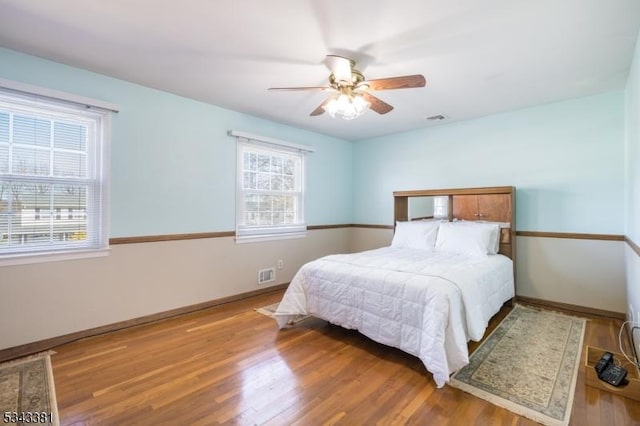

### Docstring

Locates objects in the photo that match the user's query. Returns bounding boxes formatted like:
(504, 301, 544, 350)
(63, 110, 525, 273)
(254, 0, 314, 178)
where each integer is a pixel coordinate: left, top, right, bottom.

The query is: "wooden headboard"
(393, 186, 516, 260)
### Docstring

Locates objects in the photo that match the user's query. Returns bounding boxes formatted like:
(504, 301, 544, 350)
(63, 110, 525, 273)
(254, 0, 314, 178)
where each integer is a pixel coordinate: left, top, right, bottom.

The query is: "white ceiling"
(0, 0, 638, 141)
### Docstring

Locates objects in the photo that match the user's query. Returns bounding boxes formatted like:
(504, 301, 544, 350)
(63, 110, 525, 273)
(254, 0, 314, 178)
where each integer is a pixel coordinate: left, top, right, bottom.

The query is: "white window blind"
(232, 132, 311, 242)
(0, 86, 111, 263)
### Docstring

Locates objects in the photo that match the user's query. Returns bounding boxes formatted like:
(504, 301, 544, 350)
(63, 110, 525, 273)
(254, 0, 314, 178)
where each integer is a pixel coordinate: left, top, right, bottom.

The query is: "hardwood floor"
(50, 290, 640, 425)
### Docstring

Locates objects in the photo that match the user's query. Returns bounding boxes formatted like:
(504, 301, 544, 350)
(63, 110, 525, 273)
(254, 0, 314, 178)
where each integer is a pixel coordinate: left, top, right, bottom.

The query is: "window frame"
(0, 82, 115, 266)
(232, 131, 313, 243)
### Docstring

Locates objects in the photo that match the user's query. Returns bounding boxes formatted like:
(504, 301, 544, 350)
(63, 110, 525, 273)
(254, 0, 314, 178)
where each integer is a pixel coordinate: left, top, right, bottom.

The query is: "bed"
(274, 186, 516, 388)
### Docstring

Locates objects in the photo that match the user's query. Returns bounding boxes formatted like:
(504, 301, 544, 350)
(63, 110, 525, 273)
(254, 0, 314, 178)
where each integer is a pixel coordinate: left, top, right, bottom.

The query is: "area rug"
(450, 304, 586, 426)
(255, 302, 312, 325)
(0, 351, 59, 426)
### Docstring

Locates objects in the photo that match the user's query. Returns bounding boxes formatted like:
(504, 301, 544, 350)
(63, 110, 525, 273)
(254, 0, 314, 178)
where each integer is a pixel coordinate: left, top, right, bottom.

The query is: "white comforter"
(274, 247, 514, 388)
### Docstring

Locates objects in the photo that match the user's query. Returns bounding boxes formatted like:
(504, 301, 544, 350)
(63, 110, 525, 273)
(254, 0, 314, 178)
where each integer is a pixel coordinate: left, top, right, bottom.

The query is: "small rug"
(0, 351, 59, 426)
(255, 303, 312, 325)
(450, 304, 586, 426)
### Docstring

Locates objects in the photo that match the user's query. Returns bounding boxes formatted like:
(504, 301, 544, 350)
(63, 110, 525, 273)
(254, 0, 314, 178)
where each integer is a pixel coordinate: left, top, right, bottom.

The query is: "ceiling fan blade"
(325, 55, 353, 82)
(268, 86, 333, 91)
(363, 75, 426, 91)
(310, 96, 335, 116)
(361, 92, 394, 114)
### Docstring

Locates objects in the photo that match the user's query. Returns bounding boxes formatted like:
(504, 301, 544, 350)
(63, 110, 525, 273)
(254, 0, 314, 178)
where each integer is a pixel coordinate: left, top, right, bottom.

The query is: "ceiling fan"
(268, 55, 426, 120)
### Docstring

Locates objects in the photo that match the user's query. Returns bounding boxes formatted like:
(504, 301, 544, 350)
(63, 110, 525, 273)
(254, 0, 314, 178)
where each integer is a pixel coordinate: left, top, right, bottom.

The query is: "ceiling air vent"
(426, 114, 447, 121)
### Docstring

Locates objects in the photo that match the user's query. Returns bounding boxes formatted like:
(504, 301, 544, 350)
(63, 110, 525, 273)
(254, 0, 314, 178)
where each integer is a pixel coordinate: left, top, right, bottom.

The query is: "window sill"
(235, 231, 307, 244)
(0, 247, 110, 267)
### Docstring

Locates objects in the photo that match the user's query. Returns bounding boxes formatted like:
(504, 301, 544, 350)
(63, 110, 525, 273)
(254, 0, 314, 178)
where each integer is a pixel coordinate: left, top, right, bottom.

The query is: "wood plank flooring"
(50, 290, 640, 425)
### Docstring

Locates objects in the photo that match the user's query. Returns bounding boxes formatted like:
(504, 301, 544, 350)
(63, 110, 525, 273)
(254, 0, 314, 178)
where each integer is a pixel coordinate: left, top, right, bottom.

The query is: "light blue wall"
(626, 35, 640, 244)
(353, 92, 625, 234)
(624, 30, 640, 326)
(0, 48, 352, 237)
(0, 47, 629, 236)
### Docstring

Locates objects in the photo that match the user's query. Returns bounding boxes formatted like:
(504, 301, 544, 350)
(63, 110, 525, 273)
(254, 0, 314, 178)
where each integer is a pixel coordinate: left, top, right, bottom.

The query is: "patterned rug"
(255, 302, 312, 325)
(0, 351, 59, 426)
(450, 304, 586, 426)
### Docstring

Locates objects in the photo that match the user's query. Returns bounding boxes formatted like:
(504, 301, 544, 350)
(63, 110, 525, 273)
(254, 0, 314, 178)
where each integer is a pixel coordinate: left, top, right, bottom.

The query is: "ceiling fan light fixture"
(324, 93, 370, 120)
(270, 54, 425, 119)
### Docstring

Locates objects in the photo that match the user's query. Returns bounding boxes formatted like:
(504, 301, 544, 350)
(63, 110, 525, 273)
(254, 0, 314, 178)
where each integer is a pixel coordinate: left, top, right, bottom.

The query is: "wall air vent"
(258, 267, 276, 285)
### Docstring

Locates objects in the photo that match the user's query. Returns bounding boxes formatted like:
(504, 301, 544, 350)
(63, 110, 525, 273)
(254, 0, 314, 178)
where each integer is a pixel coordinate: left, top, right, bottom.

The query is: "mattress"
(274, 246, 514, 387)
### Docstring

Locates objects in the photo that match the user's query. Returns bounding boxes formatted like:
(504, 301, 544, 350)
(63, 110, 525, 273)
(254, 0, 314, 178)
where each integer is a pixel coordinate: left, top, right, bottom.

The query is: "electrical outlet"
(630, 304, 636, 325)
(277, 259, 284, 270)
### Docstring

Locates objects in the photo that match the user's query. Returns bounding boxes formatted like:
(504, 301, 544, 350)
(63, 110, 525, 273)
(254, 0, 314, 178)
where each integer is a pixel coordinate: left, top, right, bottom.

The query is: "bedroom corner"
(624, 26, 640, 345)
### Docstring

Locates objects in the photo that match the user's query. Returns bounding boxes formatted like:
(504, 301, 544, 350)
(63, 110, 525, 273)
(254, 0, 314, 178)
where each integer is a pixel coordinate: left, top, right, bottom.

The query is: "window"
(232, 131, 312, 242)
(433, 196, 449, 219)
(0, 84, 113, 264)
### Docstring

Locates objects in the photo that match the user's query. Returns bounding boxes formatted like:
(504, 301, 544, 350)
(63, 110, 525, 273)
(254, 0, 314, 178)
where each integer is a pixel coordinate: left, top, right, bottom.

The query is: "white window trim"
(0, 79, 115, 265)
(229, 130, 315, 153)
(0, 247, 110, 267)
(234, 231, 307, 244)
(0, 77, 119, 113)
(232, 131, 311, 243)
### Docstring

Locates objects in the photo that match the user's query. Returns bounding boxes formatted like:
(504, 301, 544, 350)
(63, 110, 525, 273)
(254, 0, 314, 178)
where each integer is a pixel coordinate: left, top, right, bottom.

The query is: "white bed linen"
(274, 247, 514, 388)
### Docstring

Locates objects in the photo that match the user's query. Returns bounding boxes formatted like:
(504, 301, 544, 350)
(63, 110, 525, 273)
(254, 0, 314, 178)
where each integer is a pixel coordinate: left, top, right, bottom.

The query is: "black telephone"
(594, 352, 628, 387)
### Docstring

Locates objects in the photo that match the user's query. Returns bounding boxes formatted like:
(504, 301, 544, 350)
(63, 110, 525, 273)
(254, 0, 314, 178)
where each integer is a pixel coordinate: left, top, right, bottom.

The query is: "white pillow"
(391, 220, 441, 251)
(434, 222, 495, 257)
(454, 221, 502, 254)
